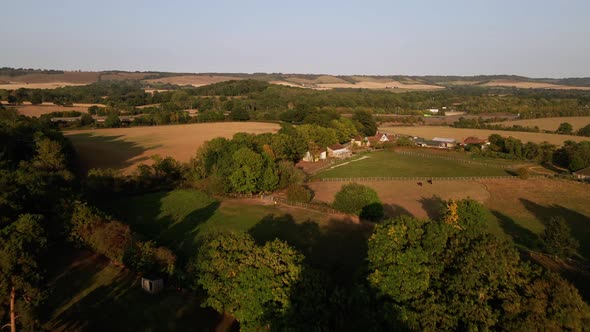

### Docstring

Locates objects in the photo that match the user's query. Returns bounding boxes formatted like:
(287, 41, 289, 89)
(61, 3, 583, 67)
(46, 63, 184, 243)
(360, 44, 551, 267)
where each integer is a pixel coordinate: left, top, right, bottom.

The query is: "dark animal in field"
(427, 179, 433, 184)
(417, 182, 423, 186)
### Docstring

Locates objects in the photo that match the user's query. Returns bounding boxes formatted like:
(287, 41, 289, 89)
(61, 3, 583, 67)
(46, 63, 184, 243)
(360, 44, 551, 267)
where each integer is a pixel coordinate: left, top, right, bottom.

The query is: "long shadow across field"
(67, 133, 161, 171)
(493, 210, 539, 249)
(519, 198, 590, 259)
(100, 191, 220, 259)
(249, 214, 372, 283)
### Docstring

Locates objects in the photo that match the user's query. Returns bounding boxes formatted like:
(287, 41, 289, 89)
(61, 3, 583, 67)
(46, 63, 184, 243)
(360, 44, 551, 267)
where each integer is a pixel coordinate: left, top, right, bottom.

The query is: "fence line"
(396, 150, 510, 169)
(221, 192, 342, 215)
(520, 248, 590, 272)
(318, 175, 547, 182)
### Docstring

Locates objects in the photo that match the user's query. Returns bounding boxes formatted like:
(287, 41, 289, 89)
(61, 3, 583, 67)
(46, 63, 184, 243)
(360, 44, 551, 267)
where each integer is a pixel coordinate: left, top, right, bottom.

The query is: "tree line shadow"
(494, 198, 590, 260)
(67, 133, 161, 172)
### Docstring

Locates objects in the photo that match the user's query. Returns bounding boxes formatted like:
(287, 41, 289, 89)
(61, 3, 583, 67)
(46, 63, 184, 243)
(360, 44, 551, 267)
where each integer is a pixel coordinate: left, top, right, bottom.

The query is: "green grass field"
(100, 190, 332, 258)
(317, 150, 514, 178)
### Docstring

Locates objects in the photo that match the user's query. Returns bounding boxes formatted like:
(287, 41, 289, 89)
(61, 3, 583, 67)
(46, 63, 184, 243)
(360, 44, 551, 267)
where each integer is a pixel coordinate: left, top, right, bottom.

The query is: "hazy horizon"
(2, 0, 589, 78)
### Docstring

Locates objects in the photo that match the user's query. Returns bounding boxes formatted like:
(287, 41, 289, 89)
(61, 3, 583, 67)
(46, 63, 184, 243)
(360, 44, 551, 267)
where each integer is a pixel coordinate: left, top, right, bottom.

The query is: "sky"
(1, 0, 589, 77)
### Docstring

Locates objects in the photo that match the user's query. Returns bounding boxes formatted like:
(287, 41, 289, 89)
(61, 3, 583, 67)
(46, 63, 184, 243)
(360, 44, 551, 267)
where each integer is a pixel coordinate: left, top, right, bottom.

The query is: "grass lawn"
(316, 150, 513, 178)
(100, 189, 371, 274)
(101, 190, 329, 258)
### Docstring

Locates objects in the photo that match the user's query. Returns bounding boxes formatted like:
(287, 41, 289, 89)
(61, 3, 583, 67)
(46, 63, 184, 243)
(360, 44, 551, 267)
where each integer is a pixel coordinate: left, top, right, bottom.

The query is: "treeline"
(0, 67, 64, 76)
(454, 117, 590, 137)
(480, 134, 590, 171)
(3, 80, 590, 121)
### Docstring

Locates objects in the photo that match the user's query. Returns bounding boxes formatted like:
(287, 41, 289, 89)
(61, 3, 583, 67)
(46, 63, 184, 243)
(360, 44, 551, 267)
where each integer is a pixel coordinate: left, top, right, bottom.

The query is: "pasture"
(65, 122, 280, 173)
(315, 150, 515, 179)
(308, 177, 590, 259)
(490, 116, 590, 132)
(381, 125, 588, 145)
(143, 74, 242, 87)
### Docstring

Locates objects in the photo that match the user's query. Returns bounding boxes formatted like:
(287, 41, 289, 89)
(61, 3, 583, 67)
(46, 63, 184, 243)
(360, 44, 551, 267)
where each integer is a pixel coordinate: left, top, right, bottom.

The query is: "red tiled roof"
(328, 143, 345, 150)
(463, 136, 487, 144)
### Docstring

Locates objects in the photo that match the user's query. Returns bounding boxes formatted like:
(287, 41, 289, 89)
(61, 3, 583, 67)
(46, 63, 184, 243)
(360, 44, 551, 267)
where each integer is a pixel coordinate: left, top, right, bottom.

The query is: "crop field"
(315, 150, 515, 179)
(143, 74, 242, 87)
(308, 177, 590, 259)
(481, 79, 590, 90)
(15, 104, 92, 117)
(490, 116, 590, 131)
(381, 125, 588, 145)
(65, 122, 280, 173)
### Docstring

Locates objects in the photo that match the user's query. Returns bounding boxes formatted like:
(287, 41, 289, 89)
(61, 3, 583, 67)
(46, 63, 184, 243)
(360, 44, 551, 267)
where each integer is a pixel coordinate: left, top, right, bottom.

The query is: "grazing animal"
(427, 179, 433, 184)
(417, 182, 423, 186)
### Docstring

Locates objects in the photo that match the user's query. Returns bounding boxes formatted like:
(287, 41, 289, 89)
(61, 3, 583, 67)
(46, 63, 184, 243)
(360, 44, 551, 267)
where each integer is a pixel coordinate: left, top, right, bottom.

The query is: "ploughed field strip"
(316, 151, 514, 179)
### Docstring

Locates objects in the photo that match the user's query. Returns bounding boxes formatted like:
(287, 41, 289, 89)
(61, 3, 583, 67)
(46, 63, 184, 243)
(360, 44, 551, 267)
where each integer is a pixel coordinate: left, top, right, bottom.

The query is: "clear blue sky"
(1, 0, 589, 77)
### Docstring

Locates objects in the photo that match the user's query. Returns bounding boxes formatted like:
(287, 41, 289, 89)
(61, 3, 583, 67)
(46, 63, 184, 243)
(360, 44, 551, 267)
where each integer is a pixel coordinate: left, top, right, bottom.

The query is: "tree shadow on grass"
(492, 210, 539, 250)
(419, 195, 444, 220)
(249, 214, 372, 284)
(382, 203, 414, 219)
(66, 133, 162, 172)
(46, 261, 218, 332)
(519, 198, 590, 259)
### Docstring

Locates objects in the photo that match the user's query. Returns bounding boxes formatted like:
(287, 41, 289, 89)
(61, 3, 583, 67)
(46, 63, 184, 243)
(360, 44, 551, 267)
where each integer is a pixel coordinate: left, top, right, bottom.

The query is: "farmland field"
(481, 79, 590, 90)
(143, 74, 242, 87)
(315, 150, 516, 179)
(490, 116, 590, 131)
(308, 177, 590, 259)
(65, 122, 280, 173)
(381, 125, 588, 145)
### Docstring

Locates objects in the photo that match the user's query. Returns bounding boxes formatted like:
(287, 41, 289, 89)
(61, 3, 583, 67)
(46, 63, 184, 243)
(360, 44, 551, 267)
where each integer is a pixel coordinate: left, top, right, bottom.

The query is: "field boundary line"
(319, 175, 546, 182)
(395, 150, 511, 169)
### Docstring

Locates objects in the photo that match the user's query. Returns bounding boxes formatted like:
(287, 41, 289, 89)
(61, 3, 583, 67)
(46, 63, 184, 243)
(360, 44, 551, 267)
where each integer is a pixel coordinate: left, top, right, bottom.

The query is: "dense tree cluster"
(333, 183, 384, 221)
(367, 199, 590, 330)
(553, 141, 590, 171)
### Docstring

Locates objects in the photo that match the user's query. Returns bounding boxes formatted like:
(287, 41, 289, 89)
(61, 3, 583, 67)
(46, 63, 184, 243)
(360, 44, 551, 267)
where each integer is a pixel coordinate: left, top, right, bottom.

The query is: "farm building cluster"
(301, 131, 491, 164)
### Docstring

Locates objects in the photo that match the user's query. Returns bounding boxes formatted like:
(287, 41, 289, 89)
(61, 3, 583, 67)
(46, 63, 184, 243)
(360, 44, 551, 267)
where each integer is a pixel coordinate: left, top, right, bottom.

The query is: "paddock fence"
(318, 175, 546, 182)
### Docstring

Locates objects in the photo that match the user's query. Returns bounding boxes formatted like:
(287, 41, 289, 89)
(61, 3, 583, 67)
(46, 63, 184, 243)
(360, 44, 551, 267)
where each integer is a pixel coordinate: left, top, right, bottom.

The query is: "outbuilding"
(327, 143, 352, 159)
(141, 277, 164, 294)
(432, 137, 457, 148)
(573, 167, 590, 181)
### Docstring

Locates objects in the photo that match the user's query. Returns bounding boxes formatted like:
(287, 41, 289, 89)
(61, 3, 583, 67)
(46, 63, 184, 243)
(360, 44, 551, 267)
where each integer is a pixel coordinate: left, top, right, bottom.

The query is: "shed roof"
(463, 136, 488, 144)
(432, 137, 456, 143)
(328, 143, 346, 150)
(574, 166, 590, 176)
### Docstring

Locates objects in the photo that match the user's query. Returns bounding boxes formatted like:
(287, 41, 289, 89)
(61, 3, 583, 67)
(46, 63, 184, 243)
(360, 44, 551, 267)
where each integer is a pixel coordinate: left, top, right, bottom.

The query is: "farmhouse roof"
(328, 143, 346, 150)
(353, 135, 364, 141)
(374, 132, 388, 139)
(463, 136, 488, 144)
(432, 137, 456, 143)
(574, 166, 590, 176)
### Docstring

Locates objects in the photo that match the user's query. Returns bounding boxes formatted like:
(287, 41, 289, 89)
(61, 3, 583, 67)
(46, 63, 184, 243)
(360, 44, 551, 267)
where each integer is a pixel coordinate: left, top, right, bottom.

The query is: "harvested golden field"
(0, 71, 99, 85)
(309, 177, 590, 257)
(16, 105, 91, 117)
(143, 75, 242, 87)
(381, 125, 587, 145)
(100, 72, 153, 81)
(0, 82, 87, 89)
(316, 81, 444, 90)
(285, 75, 350, 85)
(65, 122, 280, 173)
(481, 79, 590, 90)
(490, 117, 590, 131)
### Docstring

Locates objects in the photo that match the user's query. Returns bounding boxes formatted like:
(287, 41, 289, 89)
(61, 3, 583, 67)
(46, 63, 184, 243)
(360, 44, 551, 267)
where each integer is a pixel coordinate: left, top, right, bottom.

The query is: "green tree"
(104, 113, 121, 128)
(333, 183, 383, 221)
(193, 232, 303, 331)
(540, 216, 579, 258)
(230, 108, 250, 121)
(578, 124, 590, 137)
(229, 147, 264, 193)
(556, 122, 573, 135)
(352, 110, 377, 136)
(0, 214, 47, 332)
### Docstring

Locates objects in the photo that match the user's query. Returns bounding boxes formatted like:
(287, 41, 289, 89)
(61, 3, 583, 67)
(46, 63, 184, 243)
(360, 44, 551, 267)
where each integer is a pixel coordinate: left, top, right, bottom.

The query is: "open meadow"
(481, 79, 590, 90)
(490, 116, 590, 131)
(381, 125, 588, 145)
(315, 150, 520, 179)
(65, 122, 280, 173)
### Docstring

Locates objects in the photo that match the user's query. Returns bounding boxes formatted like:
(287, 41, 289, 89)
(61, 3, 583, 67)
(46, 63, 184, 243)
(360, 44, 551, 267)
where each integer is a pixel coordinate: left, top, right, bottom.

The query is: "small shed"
(573, 167, 590, 180)
(327, 144, 352, 159)
(141, 277, 164, 294)
(432, 137, 457, 148)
